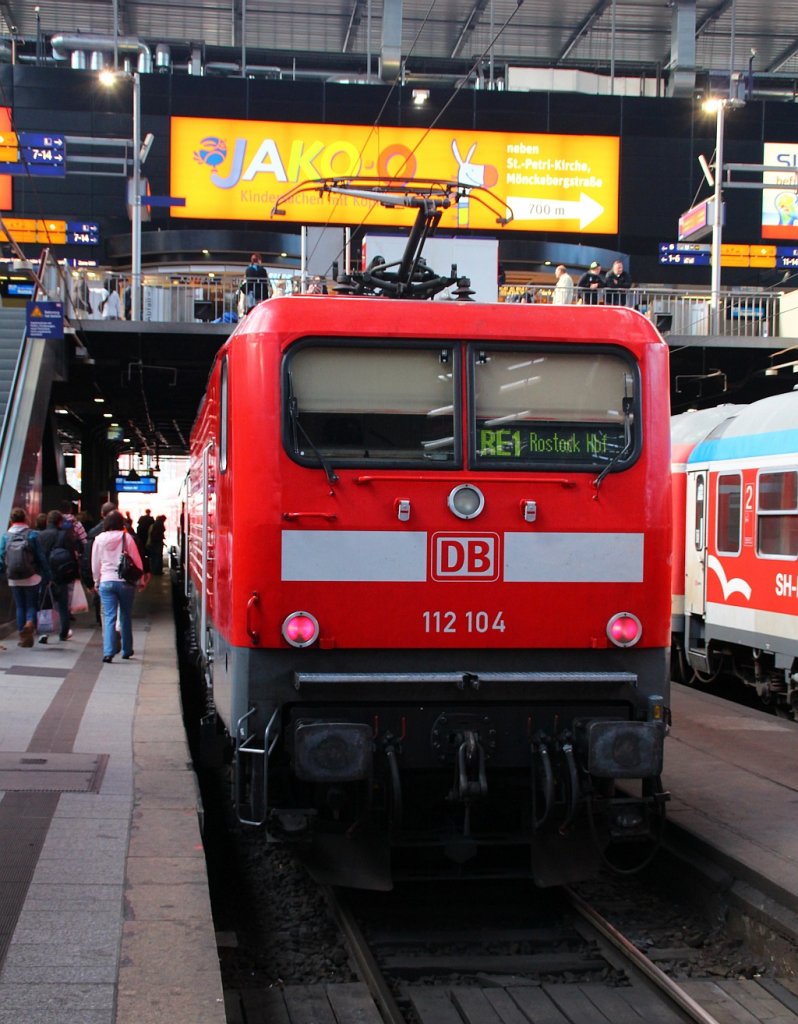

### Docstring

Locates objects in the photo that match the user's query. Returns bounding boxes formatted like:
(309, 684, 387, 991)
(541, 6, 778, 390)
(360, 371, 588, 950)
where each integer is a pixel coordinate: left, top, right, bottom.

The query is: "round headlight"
(282, 611, 320, 648)
(607, 612, 642, 648)
(448, 484, 485, 520)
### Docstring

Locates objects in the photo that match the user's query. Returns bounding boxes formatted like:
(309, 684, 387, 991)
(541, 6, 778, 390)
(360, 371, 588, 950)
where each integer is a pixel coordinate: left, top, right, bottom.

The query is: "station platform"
(662, 682, 798, 931)
(0, 575, 225, 1024)
(0, 575, 795, 1023)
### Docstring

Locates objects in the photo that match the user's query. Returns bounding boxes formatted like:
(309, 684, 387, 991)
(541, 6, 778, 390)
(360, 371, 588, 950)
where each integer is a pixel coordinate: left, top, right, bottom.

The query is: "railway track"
(311, 885, 798, 1024)
(228, 877, 798, 1023)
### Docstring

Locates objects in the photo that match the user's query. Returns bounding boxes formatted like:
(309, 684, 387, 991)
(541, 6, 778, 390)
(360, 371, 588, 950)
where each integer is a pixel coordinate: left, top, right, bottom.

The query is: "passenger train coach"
(671, 391, 798, 717)
(185, 295, 672, 889)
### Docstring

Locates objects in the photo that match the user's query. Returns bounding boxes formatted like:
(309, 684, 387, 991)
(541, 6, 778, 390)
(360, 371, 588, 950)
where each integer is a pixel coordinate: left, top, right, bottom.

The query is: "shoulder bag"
(117, 533, 144, 585)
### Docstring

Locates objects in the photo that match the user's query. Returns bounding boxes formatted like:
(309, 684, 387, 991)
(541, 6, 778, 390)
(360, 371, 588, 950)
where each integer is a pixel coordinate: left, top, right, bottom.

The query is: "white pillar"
(131, 72, 142, 322)
(709, 101, 724, 336)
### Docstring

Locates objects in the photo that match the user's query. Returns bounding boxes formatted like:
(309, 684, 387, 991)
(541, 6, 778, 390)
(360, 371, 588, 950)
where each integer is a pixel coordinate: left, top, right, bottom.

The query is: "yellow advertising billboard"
(0, 108, 12, 211)
(170, 117, 619, 234)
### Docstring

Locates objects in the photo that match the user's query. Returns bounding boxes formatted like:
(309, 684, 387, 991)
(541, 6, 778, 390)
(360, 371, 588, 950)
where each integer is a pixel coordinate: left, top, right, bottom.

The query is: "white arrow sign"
(506, 192, 605, 230)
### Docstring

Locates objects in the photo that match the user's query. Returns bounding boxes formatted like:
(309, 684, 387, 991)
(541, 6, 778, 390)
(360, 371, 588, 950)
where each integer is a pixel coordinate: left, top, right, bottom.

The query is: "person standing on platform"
(552, 264, 575, 305)
(91, 511, 144, 663)
(239, 253, 271, 313)
(102, 281, 123, 320)
(81, 500, 118, 625)
(577, 261, 604, 304)
(37, 510, 80, 643)
(604, 259, 632, 306)
(147, 514, 167, 575)
(136, 509, 154, 553)
(0, 507, 50, 646)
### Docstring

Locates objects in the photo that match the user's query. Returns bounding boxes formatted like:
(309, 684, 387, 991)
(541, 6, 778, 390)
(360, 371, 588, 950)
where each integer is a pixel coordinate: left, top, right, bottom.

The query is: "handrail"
(51, 264, 792, 341)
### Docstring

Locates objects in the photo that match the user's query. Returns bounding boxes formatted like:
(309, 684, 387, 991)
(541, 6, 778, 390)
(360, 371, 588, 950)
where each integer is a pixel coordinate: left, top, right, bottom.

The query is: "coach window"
(757, 469, 798, 557)
(471, 348, 637, 469)
(219, 355, 228, 473)
(285, 344, 458, 466)
(716, 474, 742, 555)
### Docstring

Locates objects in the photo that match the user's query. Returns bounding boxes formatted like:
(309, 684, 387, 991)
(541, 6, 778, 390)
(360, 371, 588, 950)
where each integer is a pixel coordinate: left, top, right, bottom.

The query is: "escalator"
(0, 305, 68, 628)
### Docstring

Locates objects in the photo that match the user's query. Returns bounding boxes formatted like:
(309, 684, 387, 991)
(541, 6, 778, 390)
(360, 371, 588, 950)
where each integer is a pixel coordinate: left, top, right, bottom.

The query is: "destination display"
(476, 423, 626, 462)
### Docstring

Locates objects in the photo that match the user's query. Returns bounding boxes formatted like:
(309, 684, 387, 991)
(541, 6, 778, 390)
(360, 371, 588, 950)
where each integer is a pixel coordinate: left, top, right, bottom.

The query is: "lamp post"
(704, 97, 726, 336)
(131, 72, 142, 322)
(100, 69, 143, 322)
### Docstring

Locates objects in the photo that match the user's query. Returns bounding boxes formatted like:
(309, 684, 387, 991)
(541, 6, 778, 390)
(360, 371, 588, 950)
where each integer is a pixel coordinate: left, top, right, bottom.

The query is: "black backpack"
(5, 528, 36, 579)
(49, 532, 79, 584)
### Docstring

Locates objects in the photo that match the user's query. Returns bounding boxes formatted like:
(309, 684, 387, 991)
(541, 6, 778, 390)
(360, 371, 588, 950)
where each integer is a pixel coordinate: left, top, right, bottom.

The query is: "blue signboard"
(658, 241, 711, 266)
(115, 475, 158, 494)
(62, 222, 101, 245)
(18, 132, 66, 150)
(776, 246, 798, 269)
(0, 132, 67, 177)
(26, 301, 64, 340)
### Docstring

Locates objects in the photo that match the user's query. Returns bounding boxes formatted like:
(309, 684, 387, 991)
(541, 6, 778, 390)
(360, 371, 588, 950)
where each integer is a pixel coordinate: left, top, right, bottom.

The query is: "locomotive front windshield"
(286, 344, 458, 464)
(472, 348, 636, 468)
(284, 341, 637, 471)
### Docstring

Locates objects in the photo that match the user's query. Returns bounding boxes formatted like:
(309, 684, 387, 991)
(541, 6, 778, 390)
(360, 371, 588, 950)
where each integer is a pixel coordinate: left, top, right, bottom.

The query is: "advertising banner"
(761, 143, 798, 240)
(0, 108, 12, 210)
(170, 117, 619, 234)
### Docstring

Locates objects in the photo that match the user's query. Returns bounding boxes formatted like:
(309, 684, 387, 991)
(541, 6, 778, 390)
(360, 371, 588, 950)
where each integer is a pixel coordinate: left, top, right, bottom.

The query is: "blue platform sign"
(658, 241, 711, 266)
(0, 132, 67, 177)
(115, 475, 158, 494)
(26, 301, 64, 340)
(776, 246, 798, 269)
(18, 132, 65, 150)
(67, 221, 100, 245)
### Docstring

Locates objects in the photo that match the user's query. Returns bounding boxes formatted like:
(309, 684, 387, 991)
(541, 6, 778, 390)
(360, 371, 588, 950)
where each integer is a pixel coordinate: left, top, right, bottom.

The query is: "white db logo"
(432, 533, 499, 581)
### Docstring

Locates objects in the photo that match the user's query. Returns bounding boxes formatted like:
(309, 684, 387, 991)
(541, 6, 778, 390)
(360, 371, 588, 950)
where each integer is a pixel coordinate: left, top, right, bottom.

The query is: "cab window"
(471, 347, 637, 469)
(285, 343, 458, 466)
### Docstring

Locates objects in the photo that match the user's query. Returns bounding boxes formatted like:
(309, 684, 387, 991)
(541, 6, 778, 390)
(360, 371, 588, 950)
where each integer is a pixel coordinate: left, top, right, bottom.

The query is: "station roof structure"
(5, 0, 798, 88)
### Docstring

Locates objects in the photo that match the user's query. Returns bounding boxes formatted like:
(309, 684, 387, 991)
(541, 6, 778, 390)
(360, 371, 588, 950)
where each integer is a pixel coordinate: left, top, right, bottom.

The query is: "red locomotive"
(185, 179, 672, 888)
(672, 392, 798, 717)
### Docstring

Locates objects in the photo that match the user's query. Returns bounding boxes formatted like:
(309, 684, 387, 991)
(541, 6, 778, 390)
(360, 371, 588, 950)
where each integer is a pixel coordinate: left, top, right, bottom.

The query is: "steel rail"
(565, 886, 724, 1024)
(323, 886, 407, 1024)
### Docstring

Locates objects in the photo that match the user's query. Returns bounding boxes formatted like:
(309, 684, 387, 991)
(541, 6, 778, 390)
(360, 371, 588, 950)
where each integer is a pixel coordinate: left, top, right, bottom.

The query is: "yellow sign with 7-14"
(170, 117, 619, 234)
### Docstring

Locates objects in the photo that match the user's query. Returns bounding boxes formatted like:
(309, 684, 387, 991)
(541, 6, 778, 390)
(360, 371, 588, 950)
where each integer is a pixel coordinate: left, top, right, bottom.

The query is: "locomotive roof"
(688, 390, 798, 464)
(231, 295, 667, 349)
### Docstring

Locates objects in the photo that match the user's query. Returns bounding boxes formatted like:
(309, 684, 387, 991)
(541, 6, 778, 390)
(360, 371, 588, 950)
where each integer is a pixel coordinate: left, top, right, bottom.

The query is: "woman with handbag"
(90, 511, 144, 663)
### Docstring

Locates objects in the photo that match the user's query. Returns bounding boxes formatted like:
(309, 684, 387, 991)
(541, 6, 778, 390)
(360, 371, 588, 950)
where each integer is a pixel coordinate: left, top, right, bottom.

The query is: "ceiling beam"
(450, 0, 489, 60)
(342, 0, 364, 54)
(695, 0, 735, 38)
(0, 1, 18, 36)
(766, 38, 798, 74)
(556, 0, 612, 64)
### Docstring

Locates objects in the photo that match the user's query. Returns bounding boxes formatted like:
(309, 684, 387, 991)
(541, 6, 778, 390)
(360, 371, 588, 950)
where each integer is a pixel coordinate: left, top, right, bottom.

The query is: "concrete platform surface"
(0, 575, 225, 1024)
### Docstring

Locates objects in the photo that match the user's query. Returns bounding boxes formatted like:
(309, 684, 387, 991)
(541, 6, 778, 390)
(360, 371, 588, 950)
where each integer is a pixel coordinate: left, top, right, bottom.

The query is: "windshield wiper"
(287, 390, 339, 486)
(592, 396, 634, 494)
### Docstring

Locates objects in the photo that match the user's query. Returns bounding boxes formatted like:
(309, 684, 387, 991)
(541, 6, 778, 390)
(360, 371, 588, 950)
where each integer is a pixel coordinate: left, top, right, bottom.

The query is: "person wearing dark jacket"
(147, 515, 167, 575)
(239, 253, 271, 312)
(37, 510, 80, 642)
(0, 507, 50, 646)
(577, 261, 604, 305)
(604, 259, 632, 306)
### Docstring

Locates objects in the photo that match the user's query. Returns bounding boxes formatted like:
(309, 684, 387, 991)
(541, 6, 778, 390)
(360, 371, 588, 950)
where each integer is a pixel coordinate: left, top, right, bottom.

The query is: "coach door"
(200, 441, 214, 657)
(684, 470, 708, 617)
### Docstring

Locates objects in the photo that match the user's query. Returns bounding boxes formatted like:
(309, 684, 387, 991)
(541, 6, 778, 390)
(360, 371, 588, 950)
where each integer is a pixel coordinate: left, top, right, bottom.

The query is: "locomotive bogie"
(187, 298, 672, 887)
